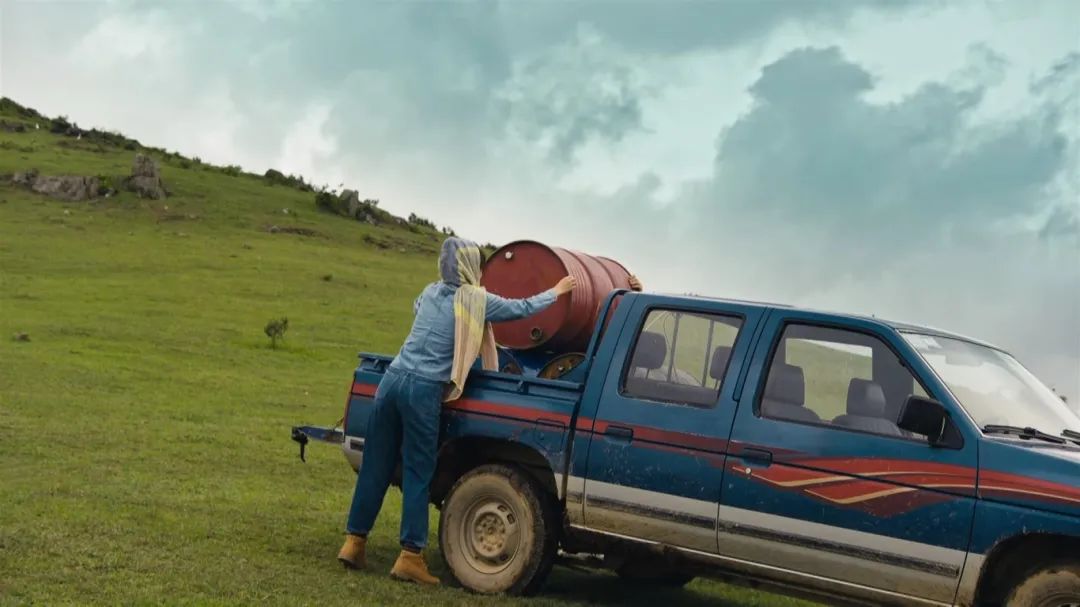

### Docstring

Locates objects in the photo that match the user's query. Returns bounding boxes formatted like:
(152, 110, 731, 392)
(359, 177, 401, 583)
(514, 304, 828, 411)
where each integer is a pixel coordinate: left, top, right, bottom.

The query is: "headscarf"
(440, 237, 498, 401)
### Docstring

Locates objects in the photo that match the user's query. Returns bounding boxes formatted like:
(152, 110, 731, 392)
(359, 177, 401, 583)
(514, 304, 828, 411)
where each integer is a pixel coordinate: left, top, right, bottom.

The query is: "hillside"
(0, 99, 810, 606)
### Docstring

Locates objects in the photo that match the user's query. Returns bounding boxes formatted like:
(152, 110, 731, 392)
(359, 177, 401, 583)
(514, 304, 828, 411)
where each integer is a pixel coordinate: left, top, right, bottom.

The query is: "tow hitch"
(291, 425, 344, 462)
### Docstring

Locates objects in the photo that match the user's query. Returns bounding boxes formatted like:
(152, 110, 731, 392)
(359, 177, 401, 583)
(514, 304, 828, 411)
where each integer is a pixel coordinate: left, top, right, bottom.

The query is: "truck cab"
(295, 291, 1080, 606)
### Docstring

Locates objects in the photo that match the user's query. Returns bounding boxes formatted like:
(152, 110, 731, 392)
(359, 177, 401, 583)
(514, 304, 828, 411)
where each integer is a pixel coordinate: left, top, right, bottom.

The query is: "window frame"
(753, 320, 934, 444)
(618, 305, 746, 408)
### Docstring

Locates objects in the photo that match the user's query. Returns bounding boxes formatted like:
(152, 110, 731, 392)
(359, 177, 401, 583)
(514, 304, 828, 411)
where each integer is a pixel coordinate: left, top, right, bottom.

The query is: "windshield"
(903, 333, 1080, 434)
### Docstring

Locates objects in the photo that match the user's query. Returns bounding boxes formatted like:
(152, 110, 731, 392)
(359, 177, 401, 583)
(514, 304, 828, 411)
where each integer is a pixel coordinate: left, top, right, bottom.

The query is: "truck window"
(759, 324, 924, 438)
(621, 309, 743, 407)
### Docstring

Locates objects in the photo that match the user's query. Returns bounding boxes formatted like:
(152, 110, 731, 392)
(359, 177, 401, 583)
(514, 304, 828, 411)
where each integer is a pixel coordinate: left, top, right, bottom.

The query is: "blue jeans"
(346, 367, 442, 551)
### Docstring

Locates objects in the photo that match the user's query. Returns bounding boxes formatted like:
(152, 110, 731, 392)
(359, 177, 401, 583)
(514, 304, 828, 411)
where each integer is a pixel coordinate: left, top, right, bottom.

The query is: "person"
(336, 237, 577, 585)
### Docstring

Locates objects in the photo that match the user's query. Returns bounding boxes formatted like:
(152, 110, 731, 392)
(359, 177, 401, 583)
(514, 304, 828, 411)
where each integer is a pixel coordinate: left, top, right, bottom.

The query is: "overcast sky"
(3, 0, 1078, 403)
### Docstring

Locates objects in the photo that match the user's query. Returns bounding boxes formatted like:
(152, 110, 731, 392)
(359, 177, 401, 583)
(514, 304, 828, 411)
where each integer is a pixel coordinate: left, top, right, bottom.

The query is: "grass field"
(0, 101, 817, 606)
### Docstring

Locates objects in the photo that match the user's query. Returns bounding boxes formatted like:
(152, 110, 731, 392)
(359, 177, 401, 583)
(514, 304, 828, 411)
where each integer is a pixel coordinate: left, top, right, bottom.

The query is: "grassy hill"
(0, 99, 812, 606)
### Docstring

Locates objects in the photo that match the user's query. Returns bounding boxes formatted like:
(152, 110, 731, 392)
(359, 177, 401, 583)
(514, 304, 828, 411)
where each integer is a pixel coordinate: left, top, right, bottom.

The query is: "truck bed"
(330, 354, 583, 495)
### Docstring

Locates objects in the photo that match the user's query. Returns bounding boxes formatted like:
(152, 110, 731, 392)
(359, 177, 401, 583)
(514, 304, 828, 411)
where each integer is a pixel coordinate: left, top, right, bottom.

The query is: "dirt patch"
(265, 224, 323, 237)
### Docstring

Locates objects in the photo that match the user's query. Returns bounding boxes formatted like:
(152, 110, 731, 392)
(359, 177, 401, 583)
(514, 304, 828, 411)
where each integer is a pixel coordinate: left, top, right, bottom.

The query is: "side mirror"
(898, 396, 964, 449)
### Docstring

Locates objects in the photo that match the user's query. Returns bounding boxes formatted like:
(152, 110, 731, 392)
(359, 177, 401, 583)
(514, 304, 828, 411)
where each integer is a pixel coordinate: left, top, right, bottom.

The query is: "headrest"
(847, 378, 887, 417)
(709, 346, 733, 380)
(764, 364, 805, 406)
(631, 331, 667, 370)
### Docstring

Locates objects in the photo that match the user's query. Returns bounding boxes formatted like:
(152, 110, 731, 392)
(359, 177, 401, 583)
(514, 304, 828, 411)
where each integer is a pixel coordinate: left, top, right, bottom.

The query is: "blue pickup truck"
(294, 290, 1080, 606)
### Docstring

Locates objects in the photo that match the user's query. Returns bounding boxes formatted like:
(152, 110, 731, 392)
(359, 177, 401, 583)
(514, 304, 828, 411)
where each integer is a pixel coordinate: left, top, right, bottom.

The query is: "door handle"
(604, 425, 634, 442)
(740, 447, 773, 466)
(535, 417, 567, 430)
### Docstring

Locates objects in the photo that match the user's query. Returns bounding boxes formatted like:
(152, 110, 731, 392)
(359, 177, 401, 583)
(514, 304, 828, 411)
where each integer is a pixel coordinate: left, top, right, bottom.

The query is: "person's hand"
(628, 275, 643, 292)
(554, 275, 577, 296)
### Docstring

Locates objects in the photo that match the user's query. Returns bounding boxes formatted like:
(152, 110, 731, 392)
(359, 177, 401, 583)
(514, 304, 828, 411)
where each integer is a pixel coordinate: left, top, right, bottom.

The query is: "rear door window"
(621, 309, 743, 407)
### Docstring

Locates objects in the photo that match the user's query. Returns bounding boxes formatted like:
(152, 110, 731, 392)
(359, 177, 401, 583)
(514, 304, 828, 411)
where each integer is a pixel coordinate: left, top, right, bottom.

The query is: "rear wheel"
(1006, 562, 1080, 607)
(438, 463, 557, 595)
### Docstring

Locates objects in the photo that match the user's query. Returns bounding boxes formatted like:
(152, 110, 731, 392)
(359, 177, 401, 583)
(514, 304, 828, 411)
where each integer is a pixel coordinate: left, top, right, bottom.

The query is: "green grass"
(0, 101, 815, 606)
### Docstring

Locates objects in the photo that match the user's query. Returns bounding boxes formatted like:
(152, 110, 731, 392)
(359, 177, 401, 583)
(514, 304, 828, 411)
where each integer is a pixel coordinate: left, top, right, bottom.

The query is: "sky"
(3, 0, 1078, 404)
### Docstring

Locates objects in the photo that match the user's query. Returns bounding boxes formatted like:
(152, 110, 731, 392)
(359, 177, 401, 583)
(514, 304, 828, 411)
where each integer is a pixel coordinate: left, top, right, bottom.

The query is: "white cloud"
(71, 10, 180, 69)
(275, 103, 342, 188)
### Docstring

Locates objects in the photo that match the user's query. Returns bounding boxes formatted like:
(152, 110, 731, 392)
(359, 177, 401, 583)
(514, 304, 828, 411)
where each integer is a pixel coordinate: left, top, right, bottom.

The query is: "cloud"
(498, 25, 649, 164)
(684, 47, 1069, 285)
(500, 1, 911, 56)
(714, 46, 1064, 220)
(1040, 205, 1080, 241)
(71, 10, 180, 68)
(276, 103, 342, 189)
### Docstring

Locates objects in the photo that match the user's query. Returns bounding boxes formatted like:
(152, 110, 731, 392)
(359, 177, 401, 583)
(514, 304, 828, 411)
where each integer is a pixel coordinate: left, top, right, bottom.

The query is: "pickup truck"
(293, 290, 1080, 606)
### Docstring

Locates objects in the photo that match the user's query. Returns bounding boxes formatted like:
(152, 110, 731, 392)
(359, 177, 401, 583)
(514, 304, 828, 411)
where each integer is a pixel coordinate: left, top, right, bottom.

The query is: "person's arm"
(485, 276, 576, 322)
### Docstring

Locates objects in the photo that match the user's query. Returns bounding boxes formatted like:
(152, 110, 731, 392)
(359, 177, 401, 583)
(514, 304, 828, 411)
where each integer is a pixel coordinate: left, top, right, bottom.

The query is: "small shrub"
(264, 168, 288, 185)
(265, 168, 315, 192)
(50, 115, 72, 134)
(223, 165, 242, 177)
(264, 317, 289, 349)
(355, 199, 384, 223)
(96, 174, 120, 196)
(315, 190, 340, 214)
(408, 213, 436, 230)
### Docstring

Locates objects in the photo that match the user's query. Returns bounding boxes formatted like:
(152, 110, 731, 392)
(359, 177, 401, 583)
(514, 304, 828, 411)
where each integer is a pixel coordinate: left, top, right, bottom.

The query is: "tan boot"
(337, 534, 367, 570)
(390, 550, 440, 586)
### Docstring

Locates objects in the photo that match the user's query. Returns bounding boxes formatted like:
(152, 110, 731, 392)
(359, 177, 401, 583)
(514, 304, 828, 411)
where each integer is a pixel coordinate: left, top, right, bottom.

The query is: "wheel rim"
(458, 493, 523, 575)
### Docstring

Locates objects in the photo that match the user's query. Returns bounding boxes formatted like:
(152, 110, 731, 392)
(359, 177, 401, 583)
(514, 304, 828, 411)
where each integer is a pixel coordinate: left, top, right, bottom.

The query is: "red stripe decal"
(351, 383, 573, 425)
(445, 398, 572, 426)
(978, 470, 1080, 505)
(592, 419, 729, 453)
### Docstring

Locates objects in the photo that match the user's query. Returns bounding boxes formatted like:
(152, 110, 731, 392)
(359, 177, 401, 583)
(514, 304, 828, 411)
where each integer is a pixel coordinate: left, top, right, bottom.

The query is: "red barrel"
(481, 240, 633, 351)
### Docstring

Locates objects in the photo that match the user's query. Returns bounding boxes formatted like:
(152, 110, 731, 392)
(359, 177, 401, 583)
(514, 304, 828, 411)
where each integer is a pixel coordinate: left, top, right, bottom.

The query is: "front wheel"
(1006, 562, 1080, 607)
(438, 463, 558, 595)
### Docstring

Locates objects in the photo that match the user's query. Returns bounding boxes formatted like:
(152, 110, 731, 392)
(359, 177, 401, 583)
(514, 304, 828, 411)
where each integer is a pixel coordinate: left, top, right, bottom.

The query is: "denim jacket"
(389, 282, 557, 382)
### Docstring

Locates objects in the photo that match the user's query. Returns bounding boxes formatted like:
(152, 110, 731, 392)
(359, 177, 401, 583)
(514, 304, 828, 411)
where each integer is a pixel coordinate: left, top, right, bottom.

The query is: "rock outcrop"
(125, 153, 167, 199)
(12, 169, 38, 187)
(9, 169, 100, 201)
(342, 189, 362, 217)
(32, 175, 101, 201)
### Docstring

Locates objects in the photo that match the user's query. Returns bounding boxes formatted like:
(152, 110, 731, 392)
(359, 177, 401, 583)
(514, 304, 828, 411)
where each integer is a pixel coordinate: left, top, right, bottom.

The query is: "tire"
(616, 560, 694, 588)
(438, 463, 558, 595)
(1006, 562, 1080, 607)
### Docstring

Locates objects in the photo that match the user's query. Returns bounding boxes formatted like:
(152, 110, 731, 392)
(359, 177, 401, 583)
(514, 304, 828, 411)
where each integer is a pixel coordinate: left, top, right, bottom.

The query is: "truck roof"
(651, 292, 1000, 350)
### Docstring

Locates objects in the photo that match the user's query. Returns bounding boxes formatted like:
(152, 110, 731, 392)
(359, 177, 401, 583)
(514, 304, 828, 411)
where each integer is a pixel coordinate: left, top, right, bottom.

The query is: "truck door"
(576, 298, 764, 553)
(720, 310, 977, 604)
